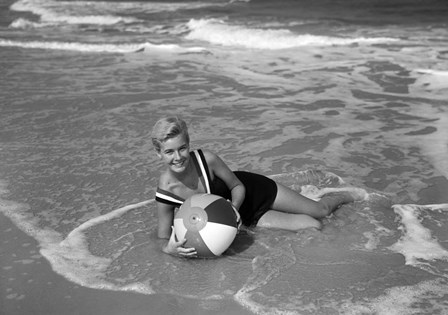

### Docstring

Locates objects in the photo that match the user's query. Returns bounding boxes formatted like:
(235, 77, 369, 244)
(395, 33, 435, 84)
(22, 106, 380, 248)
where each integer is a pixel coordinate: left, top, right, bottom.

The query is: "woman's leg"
(257, 210, 322, 231)
(271, 183, 365, 219)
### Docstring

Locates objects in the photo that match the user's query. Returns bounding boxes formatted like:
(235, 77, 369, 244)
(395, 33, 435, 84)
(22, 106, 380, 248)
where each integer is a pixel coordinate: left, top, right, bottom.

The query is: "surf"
(2, 165, 448, 314)
(185, 18, 398, 49)
(0, 38, 207, 53)
(9, 0, 230, 29)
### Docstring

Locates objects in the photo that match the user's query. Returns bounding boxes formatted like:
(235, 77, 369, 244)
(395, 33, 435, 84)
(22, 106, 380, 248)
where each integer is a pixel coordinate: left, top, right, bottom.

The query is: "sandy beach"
(1, 0, 448, 314)
(1, 214, 255, 315)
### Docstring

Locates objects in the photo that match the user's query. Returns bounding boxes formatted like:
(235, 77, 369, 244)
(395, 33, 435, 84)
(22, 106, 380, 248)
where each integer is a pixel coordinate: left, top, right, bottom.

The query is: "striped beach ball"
(174, 194, 238, 258)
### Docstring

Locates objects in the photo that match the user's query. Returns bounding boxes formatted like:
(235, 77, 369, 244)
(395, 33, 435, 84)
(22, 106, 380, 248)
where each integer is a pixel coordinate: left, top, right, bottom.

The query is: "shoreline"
(0, 214, 252, 315)
(2, 173, 448, 314)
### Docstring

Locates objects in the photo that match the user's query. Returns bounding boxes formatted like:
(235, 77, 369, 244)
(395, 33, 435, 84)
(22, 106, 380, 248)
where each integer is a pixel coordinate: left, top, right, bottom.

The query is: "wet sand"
(1, 214, 254, 315)
(2, 171, 448, 315)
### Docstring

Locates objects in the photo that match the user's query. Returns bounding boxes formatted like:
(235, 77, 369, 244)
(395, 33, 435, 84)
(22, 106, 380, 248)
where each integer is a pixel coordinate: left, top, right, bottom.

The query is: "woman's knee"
(302, 216, 322, 230)
(273, 183, 337, 218)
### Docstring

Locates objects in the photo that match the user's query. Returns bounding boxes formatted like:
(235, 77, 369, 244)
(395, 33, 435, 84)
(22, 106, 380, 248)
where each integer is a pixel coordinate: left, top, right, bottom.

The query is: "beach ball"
(174, 194, 238, 258)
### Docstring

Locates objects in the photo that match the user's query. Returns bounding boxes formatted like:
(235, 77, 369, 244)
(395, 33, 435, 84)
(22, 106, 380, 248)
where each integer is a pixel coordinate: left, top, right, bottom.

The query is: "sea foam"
(0, 38, 206, 53)
(9, 0, 226, 28)
(10, 0, 137, 26)
(389, 204, 448, 267)
(185, 18, 398, 49)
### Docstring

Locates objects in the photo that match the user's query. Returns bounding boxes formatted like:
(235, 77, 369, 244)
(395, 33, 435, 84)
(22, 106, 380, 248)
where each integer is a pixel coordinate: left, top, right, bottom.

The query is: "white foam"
(415, 69, 448, 76)
(362, 213, 394, 251)
(0, 38, 206, 53)
(10, 0, 137, 26)
(62, 200, 152, 247)
(389, 204, 448, 266)
(234, 245, 298, 315)
(185, 18, 398, 49)
(40, 200, 155, 293)
(0, 179, 155, 294)
(0, 181, 62, 247)
(8, 17, 41, 29)
(342, 278, 448, 315)
(411, 69, 448, 95)
(41, 13, 133, 26)
(10, 0, 226, 28)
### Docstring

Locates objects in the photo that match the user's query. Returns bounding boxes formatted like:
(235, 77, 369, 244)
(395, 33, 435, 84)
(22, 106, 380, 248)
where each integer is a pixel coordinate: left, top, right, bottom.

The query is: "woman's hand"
(163, 227, 197, 258)
(228, 200, 242, 230)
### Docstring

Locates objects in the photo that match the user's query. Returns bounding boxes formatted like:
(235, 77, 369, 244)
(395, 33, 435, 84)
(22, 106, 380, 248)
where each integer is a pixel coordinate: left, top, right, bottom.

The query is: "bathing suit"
(155, 149, 278, 226)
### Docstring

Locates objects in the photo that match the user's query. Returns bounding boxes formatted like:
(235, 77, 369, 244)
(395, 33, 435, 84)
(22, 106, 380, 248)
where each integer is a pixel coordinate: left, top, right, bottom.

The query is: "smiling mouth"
(172, 160, 185, 167)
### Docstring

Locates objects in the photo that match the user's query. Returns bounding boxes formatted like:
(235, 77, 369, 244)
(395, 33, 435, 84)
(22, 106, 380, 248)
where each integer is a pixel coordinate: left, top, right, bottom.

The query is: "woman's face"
(157, 133, 190, 173)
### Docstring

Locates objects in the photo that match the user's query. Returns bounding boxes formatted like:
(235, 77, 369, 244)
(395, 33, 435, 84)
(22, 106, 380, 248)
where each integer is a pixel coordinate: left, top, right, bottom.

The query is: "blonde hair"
(151, 117, 190, 152)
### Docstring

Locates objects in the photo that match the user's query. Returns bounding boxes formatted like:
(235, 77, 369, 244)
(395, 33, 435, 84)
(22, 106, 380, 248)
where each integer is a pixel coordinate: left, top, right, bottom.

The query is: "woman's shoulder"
(199, 149, 218, 162)
(199, 149, 228, 171)
(157, 170, 174, 190)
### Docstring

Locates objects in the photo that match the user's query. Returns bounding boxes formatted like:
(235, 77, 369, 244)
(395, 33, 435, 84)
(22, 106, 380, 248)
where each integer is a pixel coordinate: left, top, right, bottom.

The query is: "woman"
(152, 117, 366, 257)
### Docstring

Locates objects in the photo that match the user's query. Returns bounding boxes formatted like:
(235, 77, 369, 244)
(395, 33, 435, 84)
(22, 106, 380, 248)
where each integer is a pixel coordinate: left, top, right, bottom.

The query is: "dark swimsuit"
(155, 149, 278, 226)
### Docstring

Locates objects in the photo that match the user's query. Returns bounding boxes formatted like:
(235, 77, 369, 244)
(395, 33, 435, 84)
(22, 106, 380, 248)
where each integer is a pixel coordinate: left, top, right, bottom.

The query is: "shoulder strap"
(192, 149, 211, 194)
(155, 187, 184, 206)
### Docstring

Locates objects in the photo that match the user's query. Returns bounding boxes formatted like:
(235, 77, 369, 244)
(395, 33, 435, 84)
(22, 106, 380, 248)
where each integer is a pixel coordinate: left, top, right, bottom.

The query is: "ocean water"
(1, 0, 448, 314)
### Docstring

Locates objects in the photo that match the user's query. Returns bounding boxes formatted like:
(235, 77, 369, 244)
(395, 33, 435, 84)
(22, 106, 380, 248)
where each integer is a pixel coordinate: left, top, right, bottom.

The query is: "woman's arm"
(157, 202, 175, 239)
(203, 150, 246, 210)
(156, 202, 197, 257)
